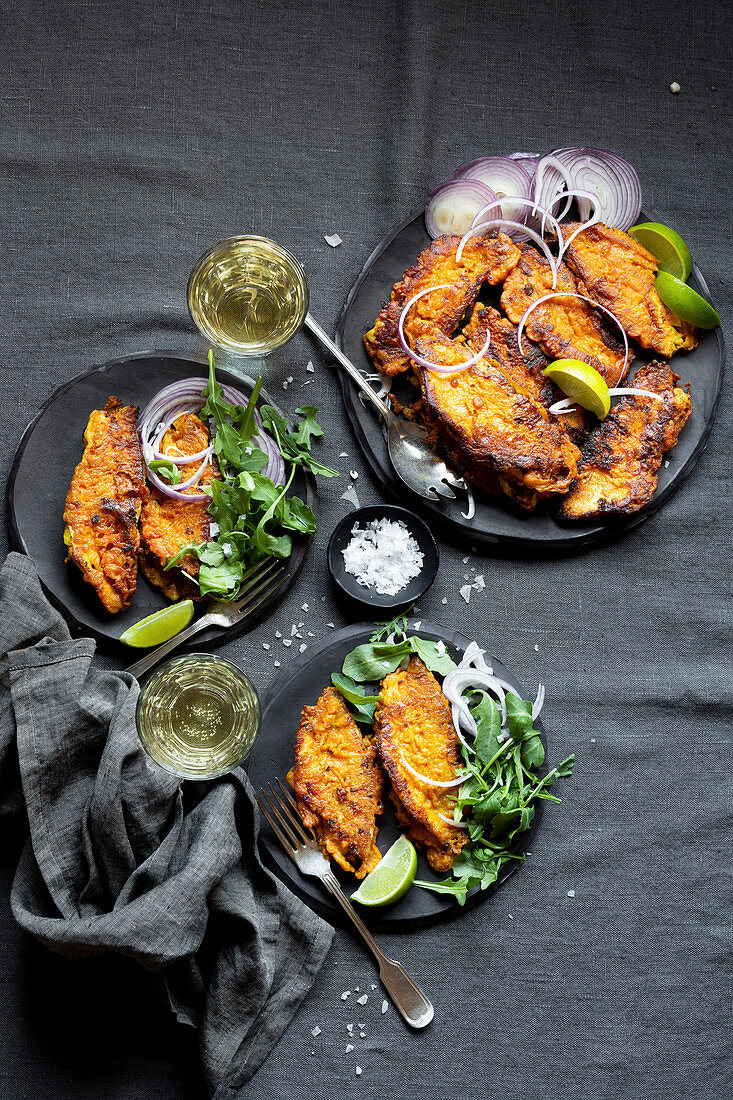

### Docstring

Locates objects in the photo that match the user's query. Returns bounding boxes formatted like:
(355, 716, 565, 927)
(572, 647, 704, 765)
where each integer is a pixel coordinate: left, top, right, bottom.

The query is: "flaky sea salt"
(459, 584, 472, 603)
(342, 517, 423, 596)
(356, 994, 368, 1005)
(567, 889, 576, 898)
(381, 999, 388, 1014)
(341, 486, 361, 509)
(311, 1026, 321, 1037)
(325, 233, 343, 247)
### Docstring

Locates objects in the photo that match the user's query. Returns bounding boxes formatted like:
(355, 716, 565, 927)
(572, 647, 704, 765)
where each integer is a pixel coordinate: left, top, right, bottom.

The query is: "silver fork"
(305, 313, 468, 502)
(126, 558, 287, 679)
(257, 779, 434, 1030)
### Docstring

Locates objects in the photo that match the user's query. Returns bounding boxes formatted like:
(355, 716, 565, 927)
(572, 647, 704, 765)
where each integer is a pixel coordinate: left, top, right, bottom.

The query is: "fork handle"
(323, 870, 434, 1029)
(125, 614, 213, 679)
(304, 313, 392, 421)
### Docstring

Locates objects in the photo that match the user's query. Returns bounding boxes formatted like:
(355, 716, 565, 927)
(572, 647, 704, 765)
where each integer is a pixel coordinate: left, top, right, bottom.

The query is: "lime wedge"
(351, 835, 417, 907)
(655, 271, 721, 329)
(542, 358, 611, 419)
(628, 222, 692, 280)
(119, 600, 195, 648)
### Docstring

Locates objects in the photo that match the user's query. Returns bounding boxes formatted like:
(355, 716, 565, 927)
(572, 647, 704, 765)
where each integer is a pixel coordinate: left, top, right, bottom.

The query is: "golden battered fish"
(364, 232, 521, 376)
(560, 361, 692, 521)
(500, 245, 629, 386)
(560, 222, 698, 358)
(139, 412, 220, 601)
(375, 657, 468, 872)
(63, 397, 147, 613)
(287, 687, 383, 878)
(415, 334, 580, 510)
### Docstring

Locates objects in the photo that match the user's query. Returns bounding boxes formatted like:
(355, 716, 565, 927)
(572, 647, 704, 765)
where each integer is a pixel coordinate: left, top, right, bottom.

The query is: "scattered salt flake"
(534, 644, 539, 652)
(442, 597, 448, 605)
(356, 994, 368, 1005)
(345, 1044, 354, 1053)
(341, 992, 351, 1001)
(327, 622, 335, 629)
(307, 631, 315, 637)
(301, 603, 309, 612)
(299, 644, 307, 653)
(350, 470, 359, 480)
(359, 1032, 366, 1039)
(303, 378, 313, 385)
(291, 625, 298, 636)
(463, 573, 470, 580)
(436, 640, 446, 654)
(567, 889, 576, 898)
(297, 621, 304, 628)
(371, 984, 377, 991)
(282, 639, 292, 647)
(664, 459, 670, 468)
(413, 620, 421, 631)
(306, 360, 315, 373)
(310, 1050, 314, 1055)
(342, 517, 424, 596)
(670, 81, 681, 93)
(282, 381, 289, 390)
(341, 486, 361, 508)
(311, 1026, 321, 1037)
(459, 584, 472, 603)
(346, 1023, 354, 1032)
(287, 376, 293, 384)
(590, 738, 596, 743)
(381, 999, 389, 1014)
(274, 660, 281, 668)
(209, 521, 220, 537)
(355, 1067, 362, 1077)
(325, 232, 343, 247)
(354, 987, 359, 992)
(262, 643, 270, 650)
(508, 913, 514, 919)
(472, 574, 485, 591)
(275, 631, 282, 639)
(339, 452, 348, 458)
(462, 556, 469, 564)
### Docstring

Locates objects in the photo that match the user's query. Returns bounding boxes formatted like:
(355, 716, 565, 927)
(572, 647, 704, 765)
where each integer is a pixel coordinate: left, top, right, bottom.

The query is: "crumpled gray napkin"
(0, 551, 333, 1095)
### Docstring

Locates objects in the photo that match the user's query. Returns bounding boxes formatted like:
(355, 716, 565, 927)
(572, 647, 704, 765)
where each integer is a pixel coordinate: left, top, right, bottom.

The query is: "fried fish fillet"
(561, 222, 698, 358)
(415, 334, 580, 510)
(500, 245, 629, 386)
(364, 232, 521, 376)
(139, 412, 220, 601)
(287, 687, 383, 878)
(63, 397, 147, 613)
(375, 657, 467, 872)
(559, 361, 692, 521)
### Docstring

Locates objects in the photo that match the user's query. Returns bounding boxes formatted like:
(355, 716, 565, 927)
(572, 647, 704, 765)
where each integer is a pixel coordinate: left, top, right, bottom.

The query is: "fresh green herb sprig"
(164, 350, 338, 599)
(332, 614, 574, 906)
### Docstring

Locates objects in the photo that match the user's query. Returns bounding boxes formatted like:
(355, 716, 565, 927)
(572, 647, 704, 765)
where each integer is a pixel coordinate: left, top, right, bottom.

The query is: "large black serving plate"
(6, 351, 315, 649)
(247, 621, 546, 931)
(335, 207, 725, 552)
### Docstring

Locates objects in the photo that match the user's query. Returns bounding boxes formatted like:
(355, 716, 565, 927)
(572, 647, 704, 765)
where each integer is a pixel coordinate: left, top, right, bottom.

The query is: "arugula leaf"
(369, 614, 409, 642)
(505, 694, 534, 739)
(259, 405, 339, 478)
(341, 640, 412, 682)
(471, 692, 502, 766)
(411, 637, 456, 676)
(412, 876, 473, 906)
(148, 459, 183, 485)
(330, 673, 378, 724)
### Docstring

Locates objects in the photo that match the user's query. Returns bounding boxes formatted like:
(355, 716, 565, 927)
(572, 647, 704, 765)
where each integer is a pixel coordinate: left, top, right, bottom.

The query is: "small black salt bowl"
(327, 505, 439, 611)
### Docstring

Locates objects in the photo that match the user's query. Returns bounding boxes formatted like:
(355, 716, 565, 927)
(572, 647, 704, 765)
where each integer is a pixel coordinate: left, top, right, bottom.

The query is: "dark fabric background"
(1, 1, 731, 1098)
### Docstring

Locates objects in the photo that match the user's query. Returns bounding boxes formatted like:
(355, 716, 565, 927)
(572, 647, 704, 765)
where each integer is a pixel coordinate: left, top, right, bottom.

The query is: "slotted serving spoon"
(305, 314, 469, 502)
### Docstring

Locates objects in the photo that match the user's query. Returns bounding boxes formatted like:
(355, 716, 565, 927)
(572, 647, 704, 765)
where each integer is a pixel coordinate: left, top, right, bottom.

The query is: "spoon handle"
(304, 313, 391, 420)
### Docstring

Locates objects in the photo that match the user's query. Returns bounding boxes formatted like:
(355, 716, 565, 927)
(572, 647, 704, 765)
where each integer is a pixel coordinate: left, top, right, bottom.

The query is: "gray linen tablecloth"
(1, 1, 731, 1098)
(0, 551, 332, 1095)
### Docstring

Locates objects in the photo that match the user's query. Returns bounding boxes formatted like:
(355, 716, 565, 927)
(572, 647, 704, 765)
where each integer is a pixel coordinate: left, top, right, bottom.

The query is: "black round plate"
(6, 351, 315, 649)
(247, 621, 545, 931)
(327, 505, 439, 610)
(335, 207, 725, 552)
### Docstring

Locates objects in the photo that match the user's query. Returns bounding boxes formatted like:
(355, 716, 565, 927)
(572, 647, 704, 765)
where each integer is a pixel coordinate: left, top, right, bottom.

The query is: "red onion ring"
(549, 388, 664, 416)
(548, 147, 642, 230)
(471, 196, 564, 243)
(516, 292, 629, 386)
(399, 751, 469, 789)
(532, 154, 575, 221)
(452, 156, 534, 224)
(435, 811, 469, 831)
(150, 407, 213, 465)
(398, 285, 491, 375)
(425, 178, 498, 238)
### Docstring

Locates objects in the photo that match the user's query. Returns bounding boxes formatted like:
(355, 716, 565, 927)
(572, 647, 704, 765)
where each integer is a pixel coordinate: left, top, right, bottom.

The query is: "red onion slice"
(398, 285, 491, 375)
(425, 179, 498, 238)
(150, 407, 213, 466)
(516, 292, 630, 386)
(471, 196, 564, 243)
(532, 155, 575, 221)
(452, 156, 534, 223)
(435, 811, 469, 831)
(399, 751, 469, 789)
(549, 388, 665, 416)
(548, 147, 642, 230)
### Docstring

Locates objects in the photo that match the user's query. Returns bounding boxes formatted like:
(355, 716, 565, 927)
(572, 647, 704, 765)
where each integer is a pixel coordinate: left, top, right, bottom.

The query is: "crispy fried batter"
(561, 222, 698, 357)
(375, 657, 467, 872)
(364, 232, 521, 376)
(500, 245, 629, 386)
(139, 413, 220, 601)
(416, 334, 580, 510)
(560, 361, 692, 521)
(63, 398, 147, 613)
(287, 687, 383, 878)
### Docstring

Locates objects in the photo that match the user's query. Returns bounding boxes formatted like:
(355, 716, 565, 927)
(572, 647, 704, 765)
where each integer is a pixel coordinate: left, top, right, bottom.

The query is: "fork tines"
(230, 557, 285, 609)
(256, 779, 312, 855)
